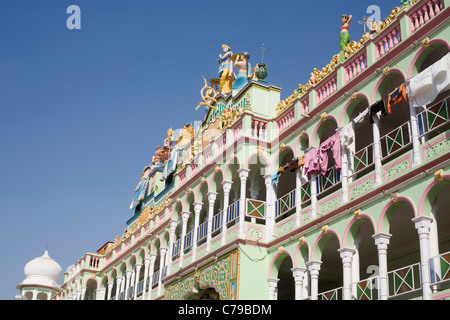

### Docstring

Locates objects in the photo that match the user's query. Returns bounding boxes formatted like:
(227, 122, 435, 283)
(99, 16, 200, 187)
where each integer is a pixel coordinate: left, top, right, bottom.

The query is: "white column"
(221, 180, 232, 245)
(339, 248, 356, 300)
(119, 275, 126, 298)
(124, 270, 132, 300)
(412, 216, 434, 300)
(309, 173, 318, 218)
(133, 264, 142, 299)
(146, 254, 157, 300)
(408, 101, 421, 167)
(340, 143, 349, 203)
(179, 212, 190, 267)
(306, 261, 322, 300)
(372, 116, 383, 186)
(238, 168, 250, 239)
(373, 233, 392, 300)
(157, 248, 167, 297)
(106, 282, 114, 300)
(80, 287, 86, 300)
(142, 258, 150, 299)
(96, 288, 105, 300)
(192, 202, 203, 261)
(206, 192, 217, 252)
(115, 276, 123, 300)
(264, 174, 276, 242)
(295, 170, 302, 227)
(268, 278, 279, 300)
(429, 204, 441, 293)
(291, 267, 307, 300)
(167, 220, 178, 275)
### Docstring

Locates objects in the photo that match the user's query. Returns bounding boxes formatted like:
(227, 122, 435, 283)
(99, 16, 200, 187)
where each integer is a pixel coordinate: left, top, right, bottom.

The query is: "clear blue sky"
(0, 0, 394, 299)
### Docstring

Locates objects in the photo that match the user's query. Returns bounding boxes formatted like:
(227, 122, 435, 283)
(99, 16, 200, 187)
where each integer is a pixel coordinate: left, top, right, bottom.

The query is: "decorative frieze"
(383, 155, 411, 182)
(350, 174, 375, 200)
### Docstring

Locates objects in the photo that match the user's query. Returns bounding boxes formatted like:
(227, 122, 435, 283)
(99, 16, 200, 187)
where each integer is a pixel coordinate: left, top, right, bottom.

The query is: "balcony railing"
(353, 143, 374, 174)
(211, 210, 223, 234)
(172, 238, 181, 259)
(226, 200, 240, 224)
(184, 230, 194, 252)
(275, 189, 296, 221)
(417, 98, 449, 138)
(380, 121, 412, 161)
(316, 166, 341, 195)
(387, 262, 422, 298)
(197, 220, 208, 243)
(430, 250, 450, 286)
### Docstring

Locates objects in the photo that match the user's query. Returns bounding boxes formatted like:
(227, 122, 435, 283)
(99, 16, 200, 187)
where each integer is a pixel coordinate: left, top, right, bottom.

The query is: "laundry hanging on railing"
(304, 131, 341, 176)
(304, 147, 320, 176)
(387, 83, 408, 114)
(272, 156, 306, 185)
(406, 52, 450, 109)
(369, 100, 387, 124)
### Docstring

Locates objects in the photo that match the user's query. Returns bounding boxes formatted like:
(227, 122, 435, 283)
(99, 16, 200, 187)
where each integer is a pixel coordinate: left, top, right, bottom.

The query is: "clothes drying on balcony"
(304, 132, 342, 176)
(388, 83, 408, 114)
(369, 100, 387, 124)
(406, 52, 450, 109)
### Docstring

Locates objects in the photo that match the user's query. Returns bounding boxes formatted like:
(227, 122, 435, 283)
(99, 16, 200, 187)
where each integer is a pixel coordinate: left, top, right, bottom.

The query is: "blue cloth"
(271, 172, 279, 185)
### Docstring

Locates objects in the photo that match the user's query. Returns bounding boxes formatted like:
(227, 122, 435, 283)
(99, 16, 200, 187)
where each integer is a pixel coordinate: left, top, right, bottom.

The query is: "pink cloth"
(304, 132, 341, 176)
(304, 147, 320, 175)
(319, 132, 341, 176)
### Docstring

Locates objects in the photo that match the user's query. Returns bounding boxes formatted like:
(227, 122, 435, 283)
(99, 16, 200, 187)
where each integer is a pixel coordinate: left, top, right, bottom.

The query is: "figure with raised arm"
(217, 44, 234, 95)
(340, 14, 352, 62)
(231, 51, 251, 96)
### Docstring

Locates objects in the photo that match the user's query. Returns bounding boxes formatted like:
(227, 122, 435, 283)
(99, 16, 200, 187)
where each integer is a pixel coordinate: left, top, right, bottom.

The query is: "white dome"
(22, 250, 62, 288)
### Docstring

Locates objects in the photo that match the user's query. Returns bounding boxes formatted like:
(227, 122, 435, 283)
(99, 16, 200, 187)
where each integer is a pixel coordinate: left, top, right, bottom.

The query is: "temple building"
(23, 0, 450, 300)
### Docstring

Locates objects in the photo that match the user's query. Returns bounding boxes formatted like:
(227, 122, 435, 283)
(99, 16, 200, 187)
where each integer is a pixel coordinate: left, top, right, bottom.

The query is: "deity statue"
(129, 166, 151, 210)
(340, 14, 352, 62)
(164, 128, 174, 149)
(231, 52, 251, 96)
(217, 44, 234, 95)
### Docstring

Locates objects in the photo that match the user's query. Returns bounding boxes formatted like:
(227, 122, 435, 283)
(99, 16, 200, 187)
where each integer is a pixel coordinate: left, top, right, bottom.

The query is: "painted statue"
(231, 52, 251, 96)
(217, 44, 234, 95)
(129, 166, 151, 210)
(164, 128, 174, 149)
(340, 14, 352, 62)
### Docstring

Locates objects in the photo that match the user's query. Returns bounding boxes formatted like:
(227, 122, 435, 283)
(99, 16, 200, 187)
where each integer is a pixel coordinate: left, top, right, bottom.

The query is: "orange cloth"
(387, 84, 408, 114)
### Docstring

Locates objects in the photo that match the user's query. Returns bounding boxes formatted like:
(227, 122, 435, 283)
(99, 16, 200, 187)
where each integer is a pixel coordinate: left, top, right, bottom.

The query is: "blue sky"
(0, 0, 394, 299)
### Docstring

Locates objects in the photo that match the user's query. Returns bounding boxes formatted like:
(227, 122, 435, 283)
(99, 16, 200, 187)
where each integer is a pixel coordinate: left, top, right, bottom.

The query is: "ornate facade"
(54, 0, 450, 300)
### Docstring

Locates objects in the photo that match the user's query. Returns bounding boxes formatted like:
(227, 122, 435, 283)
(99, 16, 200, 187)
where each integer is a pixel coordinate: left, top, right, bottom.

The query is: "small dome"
(22, 250, 62, 288)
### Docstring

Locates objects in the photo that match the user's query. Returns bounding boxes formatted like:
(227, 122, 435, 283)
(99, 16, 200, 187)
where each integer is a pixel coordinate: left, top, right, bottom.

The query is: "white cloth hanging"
(407, 52, 450, 109)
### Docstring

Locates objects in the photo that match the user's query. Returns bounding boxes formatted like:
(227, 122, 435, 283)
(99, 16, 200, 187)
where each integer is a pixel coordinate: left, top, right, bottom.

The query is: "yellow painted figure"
(217, 44, 234, 95)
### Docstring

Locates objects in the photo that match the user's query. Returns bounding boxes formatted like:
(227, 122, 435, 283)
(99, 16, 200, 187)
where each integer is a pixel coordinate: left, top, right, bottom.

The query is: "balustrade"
(409, 0, 444, 33)
(316, 75, 338, 105)
(374, 24, 401, 60)
(344, 52, 367, 83)
(277, 109, 295, 135)
(252, 119, 268, 141)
